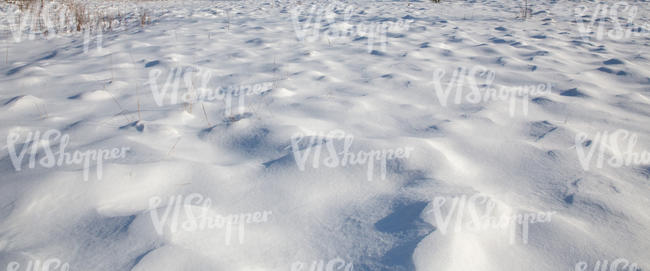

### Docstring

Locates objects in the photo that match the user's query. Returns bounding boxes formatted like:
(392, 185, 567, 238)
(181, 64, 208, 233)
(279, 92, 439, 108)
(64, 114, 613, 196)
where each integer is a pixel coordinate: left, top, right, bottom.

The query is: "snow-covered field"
(0, 0, 649, 270)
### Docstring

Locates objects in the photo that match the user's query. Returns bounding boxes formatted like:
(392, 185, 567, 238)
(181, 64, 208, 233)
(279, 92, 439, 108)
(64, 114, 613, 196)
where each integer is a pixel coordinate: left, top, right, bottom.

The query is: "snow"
(0, 0, 649, 270)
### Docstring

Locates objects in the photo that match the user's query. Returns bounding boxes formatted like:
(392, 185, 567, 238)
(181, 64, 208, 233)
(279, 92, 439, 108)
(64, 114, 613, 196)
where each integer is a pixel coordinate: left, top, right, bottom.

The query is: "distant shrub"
(2, 0, 152, 36)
